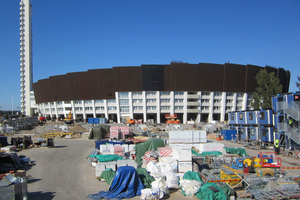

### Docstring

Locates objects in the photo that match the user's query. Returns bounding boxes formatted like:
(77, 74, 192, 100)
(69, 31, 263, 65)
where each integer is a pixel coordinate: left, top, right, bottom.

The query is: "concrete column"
(209, 92, 214, 122)
(220, 92, 226, 122)
(92, 100, 96, 118)
(183, 91, 188, 124)
(129, 92, 133, 119)
(115, 92, 121, 123)
(104, 100, 108, 119)
(143, 91, 147, 123)
(82, 101, 86, 121)
(170, 91, 174, 115)
(242, 93, 248, 110)
(197, 92, 202, 124)
(157, 91, 160, 123)
(233, 93, 237, 111)
(71, 101, 75, 120)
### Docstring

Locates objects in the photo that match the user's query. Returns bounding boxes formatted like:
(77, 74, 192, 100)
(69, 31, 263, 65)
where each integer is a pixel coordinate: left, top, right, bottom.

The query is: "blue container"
(88, 118, 94, 124)
(221, 130, 237, 140)
(94, 118, 100, 124)
(99, 118, 107, 124)
(94, 139, 133, 149)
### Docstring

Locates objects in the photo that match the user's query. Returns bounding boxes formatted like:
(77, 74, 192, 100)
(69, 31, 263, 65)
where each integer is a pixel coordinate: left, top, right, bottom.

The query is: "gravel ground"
(10, 123, 300, 199)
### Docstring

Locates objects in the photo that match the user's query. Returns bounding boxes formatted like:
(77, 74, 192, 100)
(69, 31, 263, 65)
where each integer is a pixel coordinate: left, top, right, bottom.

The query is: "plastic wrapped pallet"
(95, 163, 106, 178)
(178, 162, 193, 173)
(100, 144, 114, 154)
(199, 142, 224, 153)
(126, 160, 137, 168)
(117, 160, 127, 167)
(172, 146, 191, 162)
(105, 161, 117, 171)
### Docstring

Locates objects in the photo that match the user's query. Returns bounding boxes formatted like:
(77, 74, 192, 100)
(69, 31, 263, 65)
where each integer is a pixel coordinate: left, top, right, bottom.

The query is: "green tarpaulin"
(136, 168, 155, 188)
(99, 168, 116, 184)
(88, 154, 124, 162)
(196, 182, 228, 200)
(223, 147, 248, 157)
(135, 138, 165, 167)
(88, 124, 110, 140)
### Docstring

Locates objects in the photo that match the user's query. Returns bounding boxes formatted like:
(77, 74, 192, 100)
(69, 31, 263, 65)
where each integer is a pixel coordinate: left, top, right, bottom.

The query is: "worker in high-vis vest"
(275, 139, 279, 148)
(275, 138, 280, 154)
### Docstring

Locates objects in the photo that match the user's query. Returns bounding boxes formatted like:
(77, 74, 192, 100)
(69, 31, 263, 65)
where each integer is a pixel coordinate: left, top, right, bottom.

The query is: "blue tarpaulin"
(88, 166, 145, 199)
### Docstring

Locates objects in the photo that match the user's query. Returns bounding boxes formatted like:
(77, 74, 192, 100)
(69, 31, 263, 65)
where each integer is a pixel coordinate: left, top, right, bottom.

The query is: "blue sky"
(0, 0, 300, 110)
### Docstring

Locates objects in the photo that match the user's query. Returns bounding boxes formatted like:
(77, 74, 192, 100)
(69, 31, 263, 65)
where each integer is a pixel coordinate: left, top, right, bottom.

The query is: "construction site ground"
(8, 123, 300, 199)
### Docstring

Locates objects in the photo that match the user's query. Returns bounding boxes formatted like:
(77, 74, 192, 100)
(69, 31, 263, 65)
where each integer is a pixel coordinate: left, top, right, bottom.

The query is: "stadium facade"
(32, 63, 290, 124)
(20, 0, 291, 123)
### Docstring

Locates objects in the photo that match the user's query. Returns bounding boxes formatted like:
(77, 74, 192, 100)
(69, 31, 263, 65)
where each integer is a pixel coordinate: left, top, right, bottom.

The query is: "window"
(231, 113, 234, 120)
(174, 92, 183, 95)
(226, 99, 232, 104)
(175, 106, 183, 110)
(147, 106, 156, 110)
(146, 99, 156, 103)
(161, 106, 170, 110)
(45, 108, 49, 112)
(57, 108, 63, 111)
(85, 107, 93, 111)
(108, 106, 117, 110)
(95, 107, 105, 110)
(119, 92, 128, 98)
(260, 112, 265, 120)
(119, 99, 129, 105)
(57, 102, 63, 105)
(160, 92, 170, 95)
(75, 101, 82, 104)
(237, 100, 243, 104)
(175, 99, 183, 103)
(133, 99, 143, 103)
(45, 103, 49, 106)
(107, 100, 116, 104)
(201, 99, 210, 103)
(95, 100, 104, 103)
(120, 106, 129, 113)
(51, 102, 55, 105)
(215, 92, 222, 96)
(75, 107, 82, 111)
(236, 106, 242, 110)
(51, 108, 55, 112)
(161, 99, 170, 103)
(133, 92, 142, 96)
(84, 100, 92, 104)
(201, 106, 209, 110)
(214, 99, 221, 103)
(248, 113, 253, 120)
(226, 106, 232, 110)
(64, 101, 71, 104)
(146, 91, 156, 96)
(202, 92, 210, 96)
(133, 106, 143, 110)
(249, 128, 255, 136)
(239, 113, 244, 120)
(237, 93, 243, 97)
(214, 106, 221, 110)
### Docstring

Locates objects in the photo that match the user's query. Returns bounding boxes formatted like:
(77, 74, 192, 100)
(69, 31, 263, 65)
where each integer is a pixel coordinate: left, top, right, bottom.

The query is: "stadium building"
(20, 0, 291, 123)
(32, 63, 290, 124)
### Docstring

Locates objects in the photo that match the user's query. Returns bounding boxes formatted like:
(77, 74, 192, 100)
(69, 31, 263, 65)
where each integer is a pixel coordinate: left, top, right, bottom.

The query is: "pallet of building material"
(43, 132, 73, 138)
(105, 161, 117, 171)
(235, 190, 252, 200)
(95, 163, 106, 178)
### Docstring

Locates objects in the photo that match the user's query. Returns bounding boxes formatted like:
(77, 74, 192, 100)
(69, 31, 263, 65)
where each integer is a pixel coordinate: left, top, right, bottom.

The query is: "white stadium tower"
(19, 0, 37, 116)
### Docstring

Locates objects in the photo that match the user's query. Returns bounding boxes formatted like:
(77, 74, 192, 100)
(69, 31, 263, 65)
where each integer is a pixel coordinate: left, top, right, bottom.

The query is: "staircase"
(277, 101, 300, 145)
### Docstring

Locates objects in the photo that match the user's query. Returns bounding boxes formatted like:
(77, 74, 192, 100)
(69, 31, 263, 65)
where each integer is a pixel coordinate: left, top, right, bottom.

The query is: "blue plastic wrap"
(88, 166, 144, 199)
